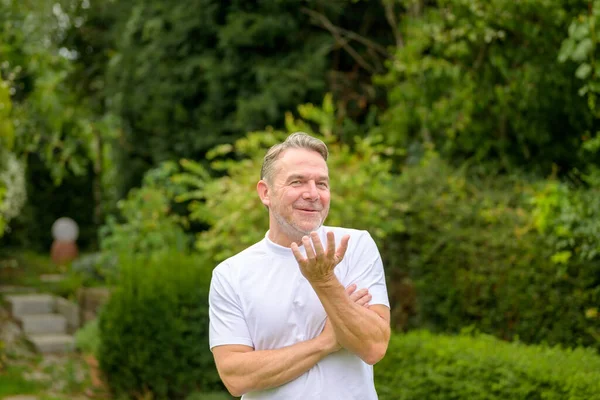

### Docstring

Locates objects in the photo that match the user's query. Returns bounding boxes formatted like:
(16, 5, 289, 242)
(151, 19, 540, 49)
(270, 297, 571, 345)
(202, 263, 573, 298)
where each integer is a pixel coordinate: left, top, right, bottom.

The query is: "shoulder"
(323, 226, 376, 249)
(212, 239, 268, 280)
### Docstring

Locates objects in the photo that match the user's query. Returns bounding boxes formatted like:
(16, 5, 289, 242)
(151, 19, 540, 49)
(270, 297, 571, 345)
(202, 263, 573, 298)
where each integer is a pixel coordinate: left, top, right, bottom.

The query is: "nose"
(302, 180, 319, 200)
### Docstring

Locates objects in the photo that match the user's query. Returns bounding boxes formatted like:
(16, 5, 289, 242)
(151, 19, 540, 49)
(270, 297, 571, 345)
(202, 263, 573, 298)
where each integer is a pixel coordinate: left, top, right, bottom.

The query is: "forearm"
(313, 279, 390, 365)
(216, 336, 332, 396)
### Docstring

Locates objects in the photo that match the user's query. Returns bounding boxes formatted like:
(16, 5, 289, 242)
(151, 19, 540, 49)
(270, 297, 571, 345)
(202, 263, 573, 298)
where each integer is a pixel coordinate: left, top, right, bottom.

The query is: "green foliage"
(0, 148, 27, 238)
(375, 0, 593, 173)
(0, 0, 106, 184)
(173, 96, 404, 264)
(99, 161, 190, 261)
(0, 78, 14, 150)
(387, 155, 600, 349)
(97, 251, 223, 399)
(0, 73, 15, 240)
(375, 330, 600, 400)
(560, 0, 600, 114)
(0, 0, 121, 249)
(0, 339, 5, 371)
(530, 180, 600, 343)
(75, 319, 100, 356)
(104, 0, 394, 195)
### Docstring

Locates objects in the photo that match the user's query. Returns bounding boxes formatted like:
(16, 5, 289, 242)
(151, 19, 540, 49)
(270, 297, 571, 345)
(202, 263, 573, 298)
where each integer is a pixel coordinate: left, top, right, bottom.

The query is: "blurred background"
(1, 0, 599, 399)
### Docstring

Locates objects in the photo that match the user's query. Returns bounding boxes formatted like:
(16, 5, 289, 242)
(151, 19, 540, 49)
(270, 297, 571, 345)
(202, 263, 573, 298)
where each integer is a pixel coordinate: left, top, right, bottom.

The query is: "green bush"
(385, 154, 600, 350)
(99, 161, 190, 262)
(97, 251, 223, 399)
(375, 331, 600, 400)
(374, 0, 591, 174)
(75, 319, 100, 356)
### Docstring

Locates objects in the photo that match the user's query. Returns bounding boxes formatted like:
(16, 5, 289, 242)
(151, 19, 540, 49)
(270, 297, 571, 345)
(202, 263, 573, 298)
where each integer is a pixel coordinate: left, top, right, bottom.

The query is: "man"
(209, 132, 391, 399)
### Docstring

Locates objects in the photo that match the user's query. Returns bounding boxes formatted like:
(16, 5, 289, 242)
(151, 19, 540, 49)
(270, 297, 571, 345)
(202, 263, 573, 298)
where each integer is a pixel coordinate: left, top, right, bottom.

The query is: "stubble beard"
(272, 206, 327, 244)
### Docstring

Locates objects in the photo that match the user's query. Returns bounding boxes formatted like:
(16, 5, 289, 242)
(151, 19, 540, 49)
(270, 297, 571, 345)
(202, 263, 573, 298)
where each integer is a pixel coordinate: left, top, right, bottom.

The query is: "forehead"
(273, 148, 328, 180)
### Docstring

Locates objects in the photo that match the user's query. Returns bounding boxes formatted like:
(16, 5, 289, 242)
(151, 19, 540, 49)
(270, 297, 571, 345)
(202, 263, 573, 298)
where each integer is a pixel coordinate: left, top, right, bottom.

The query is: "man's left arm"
(292, 230, 391, 365)
(313, 279, 390, 365)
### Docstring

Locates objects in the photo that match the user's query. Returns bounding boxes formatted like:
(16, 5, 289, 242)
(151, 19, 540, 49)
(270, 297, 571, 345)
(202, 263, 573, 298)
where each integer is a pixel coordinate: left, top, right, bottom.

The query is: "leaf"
(571, 38, 594, 62)
(575, 63, 592, 79)
(550, 250, 572, 265)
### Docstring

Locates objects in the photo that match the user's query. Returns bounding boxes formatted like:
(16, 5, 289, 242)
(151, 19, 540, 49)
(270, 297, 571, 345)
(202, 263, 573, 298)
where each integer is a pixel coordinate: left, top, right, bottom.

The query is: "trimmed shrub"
(97, 251, 222, 399)
(375, 331, 600, 400)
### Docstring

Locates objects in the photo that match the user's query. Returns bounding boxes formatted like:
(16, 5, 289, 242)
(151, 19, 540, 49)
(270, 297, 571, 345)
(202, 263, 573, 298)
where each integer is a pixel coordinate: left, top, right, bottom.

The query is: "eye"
(290, 180, 301, 186)
(318, 182, 329, 188)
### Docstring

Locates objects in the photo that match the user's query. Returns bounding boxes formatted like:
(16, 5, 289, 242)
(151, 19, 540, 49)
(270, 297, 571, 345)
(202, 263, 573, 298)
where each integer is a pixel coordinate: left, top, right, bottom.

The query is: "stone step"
(21, 313, 67, 335)
(28, 333, 75, 353)
(5, 294, 55, 319)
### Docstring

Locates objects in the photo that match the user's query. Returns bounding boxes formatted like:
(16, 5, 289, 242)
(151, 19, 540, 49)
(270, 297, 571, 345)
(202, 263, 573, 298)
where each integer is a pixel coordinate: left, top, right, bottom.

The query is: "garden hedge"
(375, 330, 600, 400)
(97, 251, 223, 399)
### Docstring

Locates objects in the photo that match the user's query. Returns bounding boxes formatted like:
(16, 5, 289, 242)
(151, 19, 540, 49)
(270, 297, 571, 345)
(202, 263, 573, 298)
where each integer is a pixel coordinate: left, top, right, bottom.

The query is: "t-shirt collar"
(264, 225, 327, 256)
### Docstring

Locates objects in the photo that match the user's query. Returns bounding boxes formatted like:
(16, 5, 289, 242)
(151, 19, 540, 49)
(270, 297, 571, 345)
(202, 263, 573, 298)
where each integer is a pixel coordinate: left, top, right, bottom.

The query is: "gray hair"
(260, 132, 328, 184)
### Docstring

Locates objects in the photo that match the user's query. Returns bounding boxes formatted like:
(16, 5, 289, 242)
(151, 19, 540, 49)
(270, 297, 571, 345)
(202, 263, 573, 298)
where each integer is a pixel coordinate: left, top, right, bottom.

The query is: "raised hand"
(291, 230, 350, 284)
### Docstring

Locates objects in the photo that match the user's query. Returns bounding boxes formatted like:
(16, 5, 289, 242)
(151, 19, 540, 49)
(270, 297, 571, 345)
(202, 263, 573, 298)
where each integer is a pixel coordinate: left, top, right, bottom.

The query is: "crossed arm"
(212, 335, 332, 397)
(212, 285, 373, 397)
(212, 231, 390, 396)
(312, 280, 391, 365)
(294, 231, 391, 365)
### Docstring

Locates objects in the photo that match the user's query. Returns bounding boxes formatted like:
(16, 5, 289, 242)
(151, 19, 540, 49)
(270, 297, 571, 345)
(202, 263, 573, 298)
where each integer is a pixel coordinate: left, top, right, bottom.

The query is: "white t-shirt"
(209, 225, 390, 400)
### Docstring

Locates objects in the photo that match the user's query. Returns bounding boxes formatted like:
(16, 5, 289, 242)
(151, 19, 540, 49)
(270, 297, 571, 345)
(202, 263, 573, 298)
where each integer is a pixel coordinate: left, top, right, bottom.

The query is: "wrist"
(310, 275, 340, 291)
(315, 333, 339, 356)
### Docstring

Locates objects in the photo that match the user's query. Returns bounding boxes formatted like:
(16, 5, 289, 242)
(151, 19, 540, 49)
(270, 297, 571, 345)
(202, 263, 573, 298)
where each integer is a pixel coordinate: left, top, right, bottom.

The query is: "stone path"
(1, 287, 95, 400)
(4, 292, 78, 354)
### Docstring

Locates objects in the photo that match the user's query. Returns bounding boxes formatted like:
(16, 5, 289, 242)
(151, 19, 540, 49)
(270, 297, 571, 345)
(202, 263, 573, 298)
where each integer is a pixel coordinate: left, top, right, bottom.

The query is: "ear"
(257, 180, 271, 207)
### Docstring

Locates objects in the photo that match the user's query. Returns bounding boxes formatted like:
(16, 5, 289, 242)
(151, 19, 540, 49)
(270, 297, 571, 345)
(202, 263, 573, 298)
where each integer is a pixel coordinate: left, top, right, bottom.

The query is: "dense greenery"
(171, 95, 403, 263)
(2, 0, 600, 397)
(375, 0, 595, 174)
(94, 0, 395, 195)
(97, 251, 222, 399)
(375, 330, 600, 400)
(387, 155, 600, 349)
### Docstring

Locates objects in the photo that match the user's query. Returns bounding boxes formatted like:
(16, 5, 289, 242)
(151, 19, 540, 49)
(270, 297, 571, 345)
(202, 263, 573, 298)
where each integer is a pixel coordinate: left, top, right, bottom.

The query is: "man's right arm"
(212, 284, 371, 397)
(212, 320, 337, 397)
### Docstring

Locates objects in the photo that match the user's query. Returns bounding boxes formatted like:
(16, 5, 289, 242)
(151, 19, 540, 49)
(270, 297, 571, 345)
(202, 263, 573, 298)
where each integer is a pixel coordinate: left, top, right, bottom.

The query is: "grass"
(0, 365, 43, 396)
(0, 352, 100, 399)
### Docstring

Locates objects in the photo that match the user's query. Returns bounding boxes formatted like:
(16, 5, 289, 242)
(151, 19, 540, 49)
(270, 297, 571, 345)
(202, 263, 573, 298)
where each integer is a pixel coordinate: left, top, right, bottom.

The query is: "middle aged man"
(209, 132, 391, 399)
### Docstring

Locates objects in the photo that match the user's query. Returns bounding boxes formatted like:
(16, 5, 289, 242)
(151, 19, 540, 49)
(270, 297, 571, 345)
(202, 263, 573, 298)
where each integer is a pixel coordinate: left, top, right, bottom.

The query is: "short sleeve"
(209, 265, 254, 350)
(345, 231, 390, 308)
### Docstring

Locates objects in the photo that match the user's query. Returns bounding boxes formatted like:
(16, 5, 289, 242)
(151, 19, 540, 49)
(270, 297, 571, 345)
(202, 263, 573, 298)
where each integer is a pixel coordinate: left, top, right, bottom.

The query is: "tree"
(99, 0, 395, 195)
(374, 0, 595, 174)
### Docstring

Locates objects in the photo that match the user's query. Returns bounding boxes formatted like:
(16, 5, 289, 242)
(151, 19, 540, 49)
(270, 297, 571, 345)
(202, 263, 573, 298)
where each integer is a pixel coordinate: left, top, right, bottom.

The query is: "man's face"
(263, 148, 331, 245)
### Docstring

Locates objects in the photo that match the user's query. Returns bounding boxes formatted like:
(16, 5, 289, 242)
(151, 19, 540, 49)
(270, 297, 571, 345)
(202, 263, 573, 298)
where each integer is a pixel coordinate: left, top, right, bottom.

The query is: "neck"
(267, 228, 304, 248)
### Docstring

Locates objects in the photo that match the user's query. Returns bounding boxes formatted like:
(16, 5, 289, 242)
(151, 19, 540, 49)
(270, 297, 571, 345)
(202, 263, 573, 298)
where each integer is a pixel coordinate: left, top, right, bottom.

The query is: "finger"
(311, 231, 325, 257)
(302, 236, 316, 259)
(335, 234, 351, 261)
(356, 294, 372, 307)
(326, 231, 336, 257)
(290, 242, 305, 263)
(345, 283, 357, 296)
(349, 288, 368, 302)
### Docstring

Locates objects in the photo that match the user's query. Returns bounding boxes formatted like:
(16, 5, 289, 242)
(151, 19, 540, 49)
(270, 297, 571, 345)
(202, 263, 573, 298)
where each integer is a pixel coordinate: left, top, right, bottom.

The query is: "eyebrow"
(286, 174, 329, 182)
